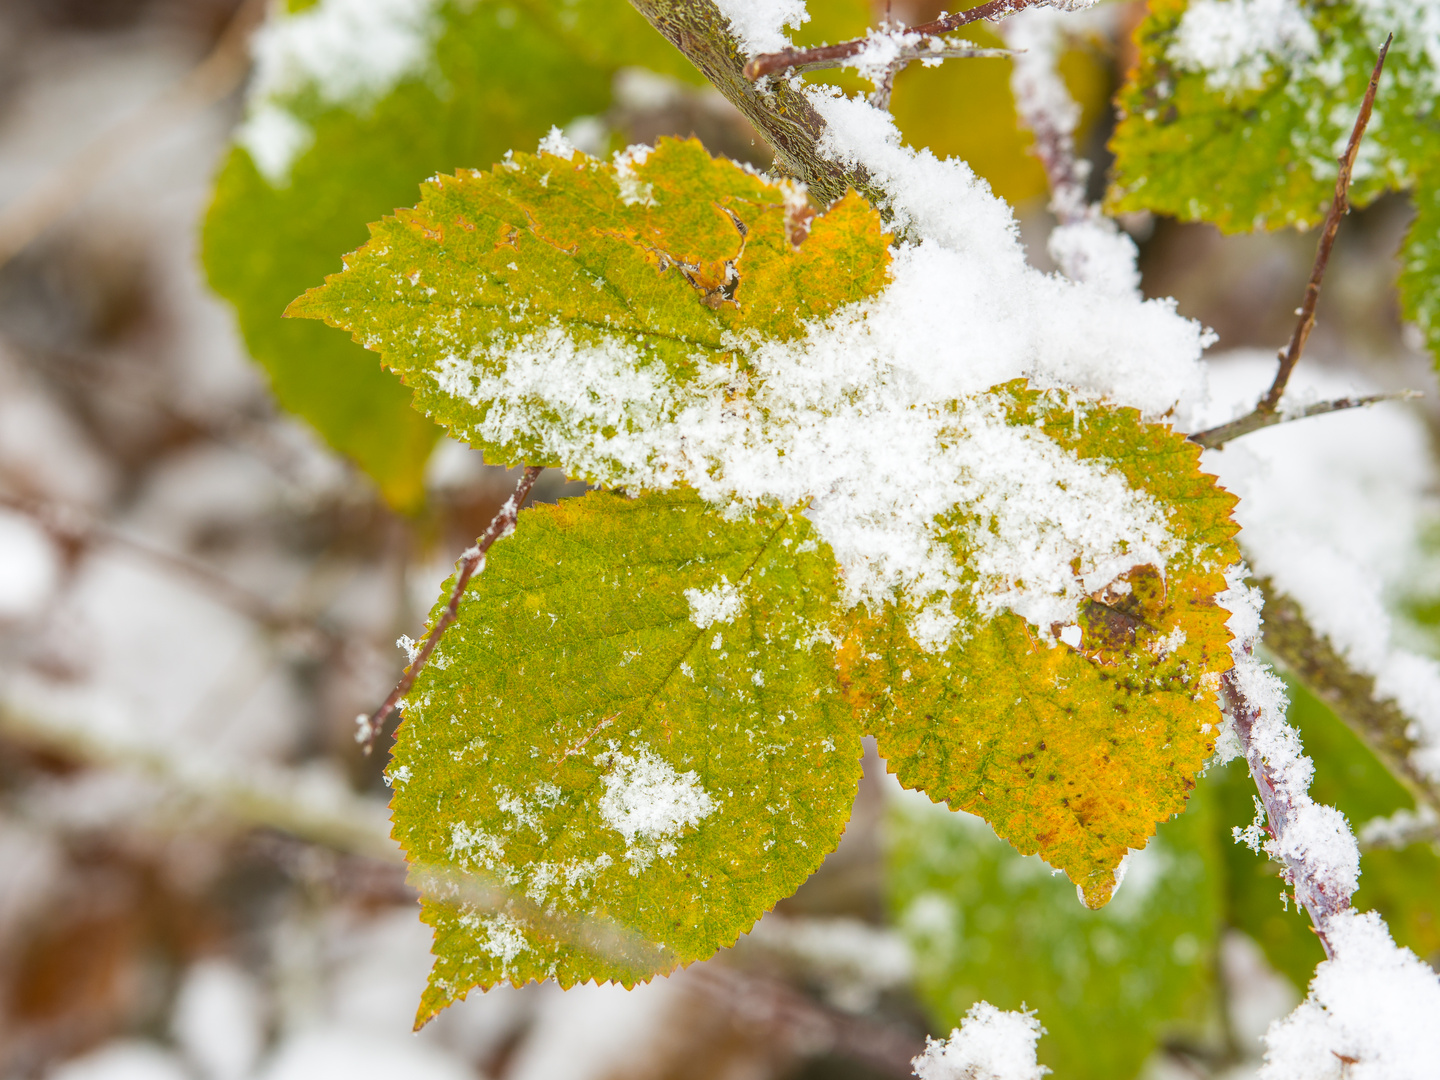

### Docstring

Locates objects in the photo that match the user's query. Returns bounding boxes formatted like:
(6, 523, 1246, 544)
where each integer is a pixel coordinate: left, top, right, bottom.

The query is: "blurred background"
(0, 1, 1436, 1079)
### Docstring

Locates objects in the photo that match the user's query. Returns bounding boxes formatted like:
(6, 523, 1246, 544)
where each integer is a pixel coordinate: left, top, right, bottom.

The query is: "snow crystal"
(1260, 910, 1440, 1079)
(684, 578, 746, 629)
(912, 1002, 1049, 1080)
(537, 126, 578, 160)
(712, 0, 808, 55)
(238, 0, 443, 183)
(464, 912, 530, 974)
(1170, 0, 1319, 94)
(849, 28, 922, 84)
(596, 747, 715, 870)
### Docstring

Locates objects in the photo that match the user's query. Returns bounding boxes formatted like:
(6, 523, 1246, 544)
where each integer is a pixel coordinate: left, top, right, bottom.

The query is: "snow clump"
(1170, 0, 1319, 94)
(596, 747, 716, 871)
(712, 0, 808, 55)
(912, 1001, 1049, 1080)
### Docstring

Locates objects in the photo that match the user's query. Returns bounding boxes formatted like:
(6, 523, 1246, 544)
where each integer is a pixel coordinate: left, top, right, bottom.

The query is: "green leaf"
(388, 486, 862, 1025)
(286, 137, 891, 477)
(1108, 0, 1440, 362)
(841, 383, 1240, 907)
(887, 776, 1224, 1080)
(1217, 677, 1440, 988)
(203, 0, 694, 509)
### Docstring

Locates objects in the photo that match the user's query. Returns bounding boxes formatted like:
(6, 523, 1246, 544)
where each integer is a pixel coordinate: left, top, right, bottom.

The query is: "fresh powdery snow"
(684, 578, 747, 629)
(440, 95, 1213, 650)
(1170, 0, 1319, 93)
(237, 0, 444, 183)
(596, 748, 715, 871)
(912, 1002, 1049, 1080)
(1261, 910, 1440, 1079)
(712, 0, 809, 55)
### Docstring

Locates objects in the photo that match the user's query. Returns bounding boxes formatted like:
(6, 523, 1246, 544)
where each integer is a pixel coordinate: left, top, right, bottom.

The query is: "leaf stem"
(743, 0, 1047, 79)
(1255, 35, 1391, 416)
(1189, 390, 1420, 450)
(358, 465, 543, 755)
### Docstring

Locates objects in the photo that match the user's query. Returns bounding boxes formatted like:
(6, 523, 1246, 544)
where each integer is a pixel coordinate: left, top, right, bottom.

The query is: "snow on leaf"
(1109, 0, 1440, 364)
(387, 488, 861, 1023)
(848, 386, 1240, 907)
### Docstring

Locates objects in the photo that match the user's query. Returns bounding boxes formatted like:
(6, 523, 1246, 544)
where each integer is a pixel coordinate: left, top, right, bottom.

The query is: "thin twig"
(744, 0, 1044, 79)
(0, 0, 266, 269)
(1221, 664, 1345, 958)
(1255, 35, 1392, 415)
(792, 40, 1013, 79)
(1190, 390, 1420, 450)
(358, 466, 543, 754)
(0, 490, 344, 651)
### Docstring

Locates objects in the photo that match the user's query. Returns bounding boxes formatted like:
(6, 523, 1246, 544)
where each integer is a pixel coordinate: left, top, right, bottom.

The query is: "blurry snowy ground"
(0, 2, 1435, 1079)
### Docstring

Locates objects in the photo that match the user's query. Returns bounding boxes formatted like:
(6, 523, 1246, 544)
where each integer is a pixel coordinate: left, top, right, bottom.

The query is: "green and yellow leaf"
(843, 385, 1239, 907)
(388, 487, 862, 1024)
(1109, 0, 1440, 362)
(286, 137, 891, 474)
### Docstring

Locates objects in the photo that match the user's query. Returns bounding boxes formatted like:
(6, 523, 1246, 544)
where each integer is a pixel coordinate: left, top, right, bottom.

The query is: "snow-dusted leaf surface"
(387, 488, 859, 1023)
(203, 0, 692, 508)
(295, 129, 1241, 1002)
(847, 384, 1239, 907)
(1109, 0, 1440, 362)
(888, 772, 1223, 1079)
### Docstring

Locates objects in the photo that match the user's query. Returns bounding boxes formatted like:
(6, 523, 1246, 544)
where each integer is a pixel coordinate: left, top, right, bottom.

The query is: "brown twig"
(626, 0, 880, 207)
(1189, 390, 1420, 450)
(358, 466, 543, 754)
(743, 0, 1045, 79)
(1255, 34, 1391, 415)
(0, 0, 267, 269)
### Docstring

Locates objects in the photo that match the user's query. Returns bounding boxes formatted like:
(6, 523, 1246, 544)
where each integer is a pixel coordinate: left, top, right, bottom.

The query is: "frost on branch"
(1219, 574, 1440, 1078)
(912, 1002, 1048, 1080)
